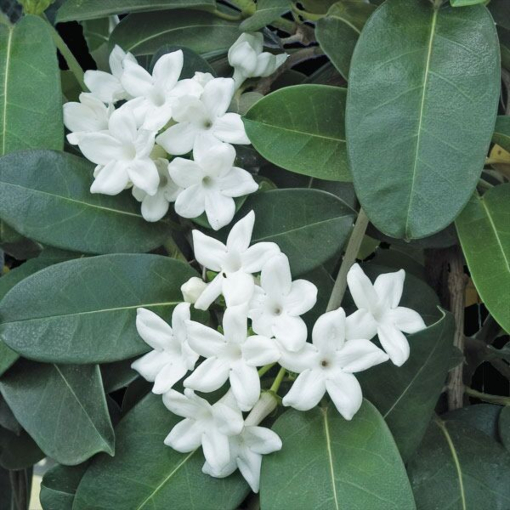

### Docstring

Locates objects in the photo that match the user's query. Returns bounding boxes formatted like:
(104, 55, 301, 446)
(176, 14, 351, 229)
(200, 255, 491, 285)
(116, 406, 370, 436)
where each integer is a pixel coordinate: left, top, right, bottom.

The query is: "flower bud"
(181, 277, 207, 304)
(245, 391, 278, 427)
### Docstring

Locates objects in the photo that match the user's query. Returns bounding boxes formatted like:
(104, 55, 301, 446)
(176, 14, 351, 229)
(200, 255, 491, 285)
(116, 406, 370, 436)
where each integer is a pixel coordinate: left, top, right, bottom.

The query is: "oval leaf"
(346, 0, 500, 239)
(408, 418, 510, 509)
(74, 393, 249, 510)
(260, 402, 416, 509)
(0, 254, 199, 364)
(315, 1, 375, 79)
(110, 10, 239, 57)
(0, 360, 114, 465)
(57, 0, 215, 22)
(492, 116, 510, 153)
(456, 185, 510, 334)
(244, 85, 351, 181)
(359, 310, 455, 461)
(0, 150, 170, 254)
(40, 463, 89, 510)
(237, 189, 355, 276)
(240, 0, 290, 32)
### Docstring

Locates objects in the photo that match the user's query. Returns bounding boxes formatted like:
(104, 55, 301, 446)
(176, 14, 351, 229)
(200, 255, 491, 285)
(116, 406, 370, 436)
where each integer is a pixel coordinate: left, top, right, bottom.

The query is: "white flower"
(249, 253, 317, 352)
(132, 158, 181, 222)
(192, 211, 280, 310)
(63, 93, 112, 145)
(163, 389, 243, 473)
(131, 303, 198, 394)
(120, 50, 192, 131)
(281, 308, 389, 420)
(156, 77, 250, 155)
(346, 263, 426, 367)
(169, 138, 258, 230)
(78, 104, 159, 196)
(84, 45, 136, 103)
(181, 277, 208, 304)
(184, 305, 280, 411)
(228, 33, 288, 88)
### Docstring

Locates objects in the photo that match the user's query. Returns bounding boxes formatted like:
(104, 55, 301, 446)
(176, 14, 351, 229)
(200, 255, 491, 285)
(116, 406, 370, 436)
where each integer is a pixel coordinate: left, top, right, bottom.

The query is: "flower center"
(272, 305, 283, 316)
(122, 143, 137, 160)
(222, 251, 243, 273)
(159, 175, 168, 187)
(203, 119, 213, 130)
(202, 176, 214, 188)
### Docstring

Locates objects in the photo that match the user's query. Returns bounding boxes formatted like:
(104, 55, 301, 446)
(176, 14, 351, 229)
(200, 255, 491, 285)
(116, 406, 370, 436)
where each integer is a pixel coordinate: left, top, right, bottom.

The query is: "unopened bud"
(245, 392, 278, 427)
(181, 277, 207, 304)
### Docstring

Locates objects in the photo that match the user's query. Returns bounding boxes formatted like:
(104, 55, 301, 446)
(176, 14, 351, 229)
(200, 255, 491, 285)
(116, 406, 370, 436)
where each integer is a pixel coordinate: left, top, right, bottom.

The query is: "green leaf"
(446, 404, 503, 441)
(101, 359, 139, 393)
(74, 393, 249, 510)
(110, 10, 239, 58)
(236, 189, 355, 276)
(260, 402, 416, 509)
(0, 343, 17, 378)
(456, 185, 510, 334)
(359, 310, 455, 461)
(492, 116, 510, 153)
(0, 425, 44, 470)
(316, 1, 376, 79)
(489, 0, 510, 31)
(0, 15, 63, 155)
(0, 360, 114, 465)
(0, 150, 171, 254)
(244, 85, 351, 181)
(0, 467, 12, 510)
(56, 0, 215, 22)
(0, 254, 199, 364)
(240, 0, 290, 32)
(81, 18, 111, 70)
(451, 0, 486, 6)
(499, 406, 510, 452)
(408, 418, 510, 509)
(346, 0, 500, 239)
(40, 463, 88, 510)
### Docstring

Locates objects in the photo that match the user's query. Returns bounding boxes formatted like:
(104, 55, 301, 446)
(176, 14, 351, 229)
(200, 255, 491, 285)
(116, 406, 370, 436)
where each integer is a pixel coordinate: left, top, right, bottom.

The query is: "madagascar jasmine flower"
(181, 277, 208, 304)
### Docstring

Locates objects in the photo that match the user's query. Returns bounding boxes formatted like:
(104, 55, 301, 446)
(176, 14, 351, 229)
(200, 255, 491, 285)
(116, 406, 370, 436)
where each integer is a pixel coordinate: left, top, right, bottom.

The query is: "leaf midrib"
(1, 25, 13, 156)
(481, 196, 510, 273)
(322, 408, 340, 510)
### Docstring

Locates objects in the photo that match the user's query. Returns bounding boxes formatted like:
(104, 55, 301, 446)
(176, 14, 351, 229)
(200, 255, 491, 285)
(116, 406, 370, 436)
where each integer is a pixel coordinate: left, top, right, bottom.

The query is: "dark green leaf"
(346, 0, 500, 239)
(57, 0, 215, 22)
(446, 404, 503, 441)
(0, 343, 17, 378)
(74, 393, 249, 510)
(499, 406, 510, 452)
(0, 360, 114, 465)
(0, 254, 199, 364)
(408, 418, 510, 509)
(0, 150, 170, 254)
(240, 0, 290, 32)
(81, 18, 111, 70)
(359, 310, 454, 460)
(316, 1, 375, 79)
(0, 467, 11, 510)
(451, 0, 486, 6)
(456, 185, 510, 334)
(260, 402, 416, 509)
(0, 426, 44, 470)
(237, 189, 355, 276)
(492, 116, 510, 153)
(101, 359, 139, 393)
(489, 0, 510, 31)
(110, 10, 239, 58)
(40, 463, 89, 510)
(244, 85, 351, 181)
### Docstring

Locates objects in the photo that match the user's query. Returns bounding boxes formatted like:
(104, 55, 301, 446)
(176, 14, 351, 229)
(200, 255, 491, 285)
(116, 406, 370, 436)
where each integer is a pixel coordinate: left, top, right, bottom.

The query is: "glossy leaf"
(74, 393, 249, 510)
(346, 0, 500, 239)
(408, 418, 510, 509)
(316, 1, 375, 79)
(101, 359, 139, 393)
(0, 254, 199, 364)
(110, 10, 239, 58)
(0, 360, 114, 465)
(240, 0, 290, 32)
(456, 185, 510, 334)
(446, 404, 503, 441)
(260, 402, 416, 509)
(57, 0, 215, 22)
(244, 85, 351, 181)
(0, 150, 170, 254)
(40, 463, 89, 510)
(492, 116, 510, 153)
(236, 189, 355, 276)
(500, 407, 510, 452)
(359, 310, 455, 460)
(0, 425, 44, 470)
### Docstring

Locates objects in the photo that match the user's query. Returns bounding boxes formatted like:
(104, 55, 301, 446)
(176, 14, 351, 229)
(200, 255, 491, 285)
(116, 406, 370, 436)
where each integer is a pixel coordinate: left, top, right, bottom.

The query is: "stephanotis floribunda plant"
(0, 1, 508, 509)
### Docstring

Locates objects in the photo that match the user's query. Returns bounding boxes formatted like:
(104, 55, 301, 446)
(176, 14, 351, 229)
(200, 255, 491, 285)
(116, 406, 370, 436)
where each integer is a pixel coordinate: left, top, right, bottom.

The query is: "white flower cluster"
(131, 211, 426, 491)
(63, 34, 287, 229)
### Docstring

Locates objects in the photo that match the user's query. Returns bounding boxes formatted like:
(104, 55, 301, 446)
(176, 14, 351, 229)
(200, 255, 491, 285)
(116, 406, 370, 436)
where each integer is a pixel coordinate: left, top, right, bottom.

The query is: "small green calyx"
(18, 0, 54, 15)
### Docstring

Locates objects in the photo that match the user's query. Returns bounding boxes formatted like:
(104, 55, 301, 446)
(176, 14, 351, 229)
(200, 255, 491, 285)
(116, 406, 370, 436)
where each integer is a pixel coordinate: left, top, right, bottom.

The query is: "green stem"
(258, 363, 276, 377)
(213, 9, 242, 21)
(291, 5, 325, 21)
(41, 14, 86, 90)
(326, 209, 369, 312)
(465, 387, 510, 406)
(270, 367, 286, 394)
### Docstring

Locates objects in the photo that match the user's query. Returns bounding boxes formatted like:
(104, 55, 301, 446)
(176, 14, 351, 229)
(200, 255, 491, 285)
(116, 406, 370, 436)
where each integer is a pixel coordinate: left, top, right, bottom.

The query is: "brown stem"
(446, 246, 468, 410)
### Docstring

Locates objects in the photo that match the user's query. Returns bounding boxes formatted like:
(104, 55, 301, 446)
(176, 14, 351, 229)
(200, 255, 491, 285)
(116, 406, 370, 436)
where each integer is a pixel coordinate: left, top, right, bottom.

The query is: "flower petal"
(135, 308, 173, 350)
(222, 271, 255, 307)
(90, 160, 129, 195)
(242, 335, 280, 366)
(192, 230, 227, 271)
(153, 359, 188, 394)
(202, 77, 235, 118)
(377, 323, 410, 367)
(202, 426, 231, 473)
(346, 263, 380, 313)
(345, 309, 378, 341)
(374, 270, 405, 310)
(195, 140, 236, 177)
(156, 122, 197, 155)
(243, 426, 282, 455)
(242, 243, 281, 273)
(194, 274, 224, 310)
(213, 113, 251, 144)
(237, 448, 262, 493)
(164, 419, 202, 452)
(186, 320, 225, 358)
(131, 350, 167, 382)
(277, 342, 317, 373)
(212, 403, 244, 436)
(272, 314, 308, 352)
(127, 159, 160, 196)
(141, 191, 170, 222)
(168, 158, 203, 188)
(230, 361, 260, 411)
(152, 50, 183, 91)
(325, 372, 363, 420)
(260, 253, 292, 298)
(388, 307, 426, 334)
(84, 70, 123, 103)
(108, 105, 137, 143)
(78, 132, 125, 165)
(162, 389, 207, 419)
(282, 369, 326, 411)
(226, 211, 254, 253)
(120, 60, 154, 98)
(219, 167, 258, 197)
(222, 305, 248, 344)
(283, 279, 318, 316)
(335, 339, 389, 374)
(311, 308, 346, 354)
(204, 191, 236, 231)
(184, 357, 230, 392)
(174, 185, 206, 219)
